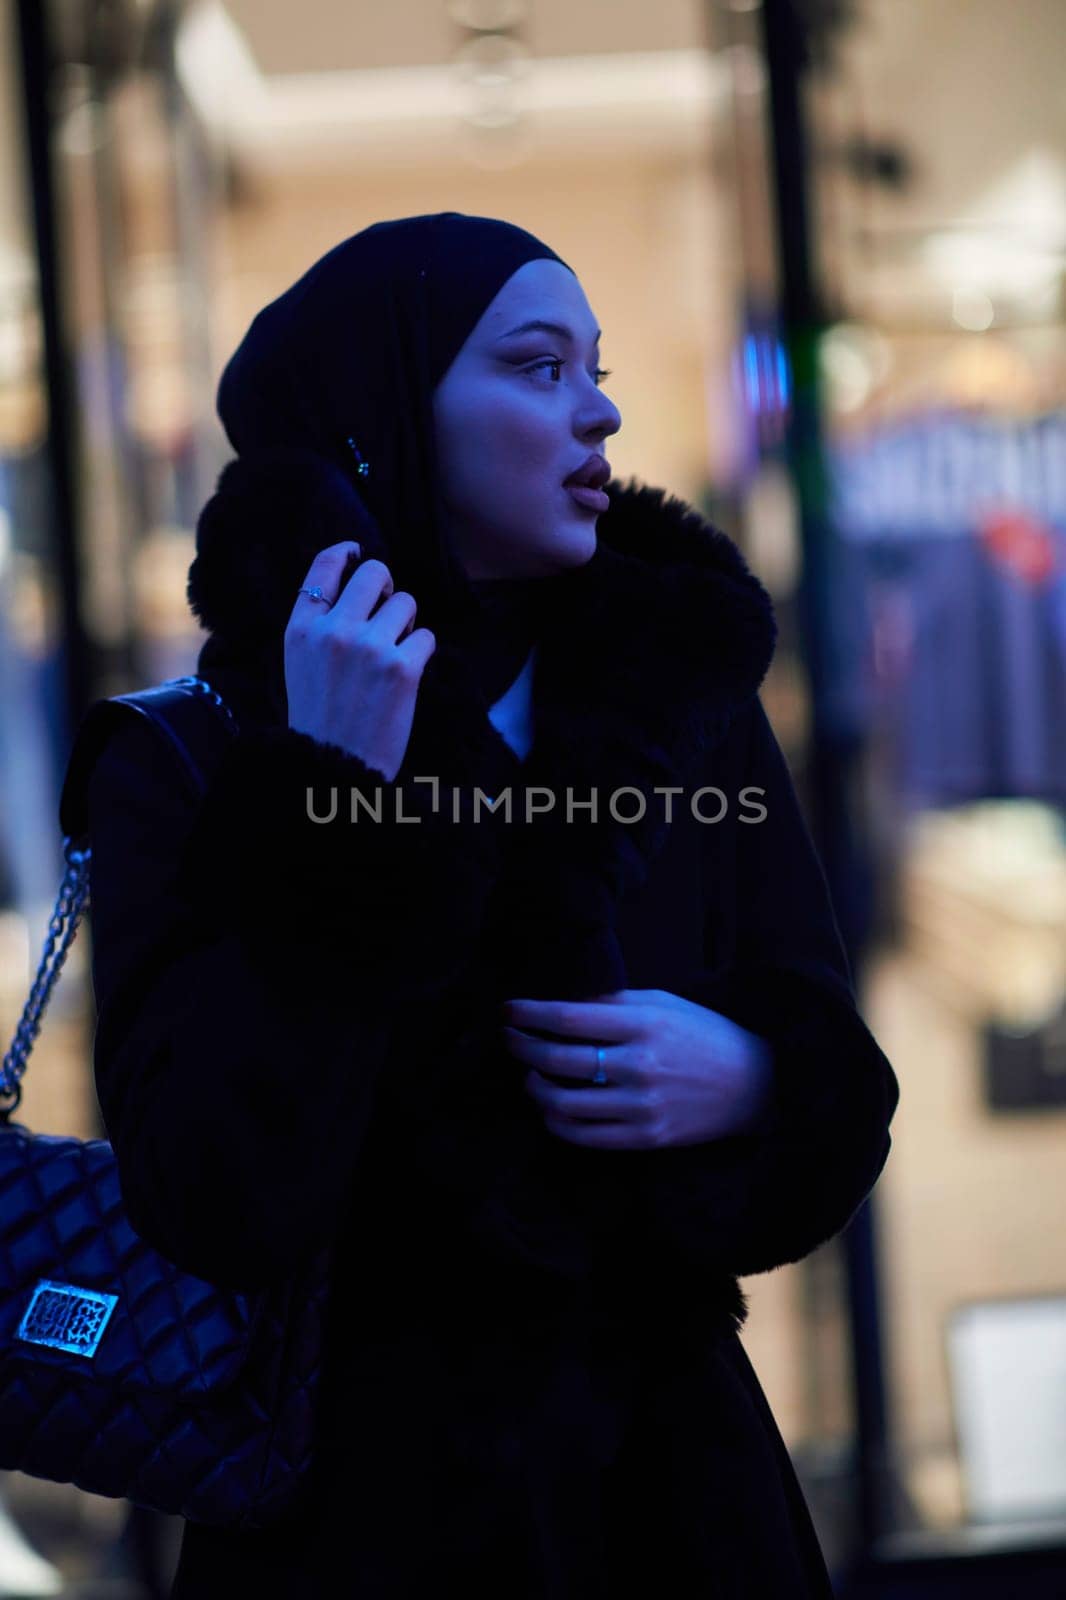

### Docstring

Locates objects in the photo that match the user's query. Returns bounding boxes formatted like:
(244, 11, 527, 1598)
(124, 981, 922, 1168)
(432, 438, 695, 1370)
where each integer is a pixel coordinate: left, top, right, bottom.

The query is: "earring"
(346, 437, 370, 478)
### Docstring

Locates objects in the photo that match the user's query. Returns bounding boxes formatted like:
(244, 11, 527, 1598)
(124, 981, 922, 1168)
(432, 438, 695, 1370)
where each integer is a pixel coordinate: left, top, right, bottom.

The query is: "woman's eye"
(525, 359, 613, 387)
(530, 358, 564, 381)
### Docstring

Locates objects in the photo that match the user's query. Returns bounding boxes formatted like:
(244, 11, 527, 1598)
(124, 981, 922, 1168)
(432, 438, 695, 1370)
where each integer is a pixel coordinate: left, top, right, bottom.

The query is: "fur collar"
(188, 451, 777, 787)
(542, 475, 778, 751)
(520, 476, 777, 799)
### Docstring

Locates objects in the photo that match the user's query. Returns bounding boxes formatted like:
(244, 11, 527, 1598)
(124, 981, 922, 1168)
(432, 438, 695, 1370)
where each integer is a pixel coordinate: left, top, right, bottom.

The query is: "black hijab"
(197, 211, 579, 702)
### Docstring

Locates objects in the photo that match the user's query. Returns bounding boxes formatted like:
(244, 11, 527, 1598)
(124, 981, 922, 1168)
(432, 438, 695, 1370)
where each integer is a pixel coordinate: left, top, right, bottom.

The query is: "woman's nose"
(578, 389, 622, 442)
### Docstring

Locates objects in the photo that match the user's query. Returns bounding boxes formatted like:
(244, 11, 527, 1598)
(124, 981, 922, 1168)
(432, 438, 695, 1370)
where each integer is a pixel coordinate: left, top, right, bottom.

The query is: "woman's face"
(432, 258, 622, 580)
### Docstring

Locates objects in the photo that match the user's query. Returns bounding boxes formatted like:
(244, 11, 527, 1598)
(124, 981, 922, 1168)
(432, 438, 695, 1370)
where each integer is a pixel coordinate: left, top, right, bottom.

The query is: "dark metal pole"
(14, 0, 99, 745)
(756, 0, 897, 1559)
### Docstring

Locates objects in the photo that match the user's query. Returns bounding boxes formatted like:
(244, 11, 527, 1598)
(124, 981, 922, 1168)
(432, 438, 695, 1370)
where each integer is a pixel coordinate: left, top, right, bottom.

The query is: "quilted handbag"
(0, 675, 333, 1530)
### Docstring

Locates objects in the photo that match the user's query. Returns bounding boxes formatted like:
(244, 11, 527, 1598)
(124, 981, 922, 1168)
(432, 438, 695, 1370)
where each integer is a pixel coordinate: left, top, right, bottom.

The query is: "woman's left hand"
(501, 989, 775, 1150)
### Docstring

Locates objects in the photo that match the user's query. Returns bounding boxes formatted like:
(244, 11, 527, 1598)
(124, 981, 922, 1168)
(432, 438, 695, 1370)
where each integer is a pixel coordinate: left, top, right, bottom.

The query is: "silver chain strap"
(0, 839, 90, 1119)
(0, 674, 231, 1121)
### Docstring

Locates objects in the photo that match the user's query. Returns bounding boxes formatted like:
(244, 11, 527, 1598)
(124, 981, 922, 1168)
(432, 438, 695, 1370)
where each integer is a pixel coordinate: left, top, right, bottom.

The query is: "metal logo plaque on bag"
(16, 1280, 119, 1357)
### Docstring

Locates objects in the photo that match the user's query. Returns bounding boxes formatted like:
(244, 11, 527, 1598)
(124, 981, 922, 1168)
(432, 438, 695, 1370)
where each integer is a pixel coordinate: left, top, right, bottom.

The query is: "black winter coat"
(85, 474, 899, 1597)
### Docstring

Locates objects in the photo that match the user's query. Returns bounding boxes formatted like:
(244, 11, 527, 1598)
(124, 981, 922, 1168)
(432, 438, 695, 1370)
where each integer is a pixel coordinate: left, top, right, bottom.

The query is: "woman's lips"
(565, 483, 610, 513)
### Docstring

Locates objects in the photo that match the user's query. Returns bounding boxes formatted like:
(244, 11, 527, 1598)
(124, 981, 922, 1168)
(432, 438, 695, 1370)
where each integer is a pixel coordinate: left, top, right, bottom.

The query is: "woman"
(86, 213, 899, 1597)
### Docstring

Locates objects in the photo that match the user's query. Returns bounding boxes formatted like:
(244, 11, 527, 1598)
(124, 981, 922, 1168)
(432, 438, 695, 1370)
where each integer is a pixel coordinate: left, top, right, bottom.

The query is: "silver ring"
(298, 585, 330, 604)
(591, 1045, 608, 1087)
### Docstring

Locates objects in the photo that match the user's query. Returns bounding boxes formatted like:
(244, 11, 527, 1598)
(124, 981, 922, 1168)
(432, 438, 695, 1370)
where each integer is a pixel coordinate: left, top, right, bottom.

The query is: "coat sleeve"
(87, 716, 500, 1293)
(631, 695, 900, 1279)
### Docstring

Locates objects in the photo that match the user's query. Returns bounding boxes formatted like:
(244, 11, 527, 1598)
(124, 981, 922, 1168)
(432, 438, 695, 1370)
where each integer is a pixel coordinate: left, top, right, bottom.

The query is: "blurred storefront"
(711, 0, 1066, 1592)
(0, 0, 1062, 1594)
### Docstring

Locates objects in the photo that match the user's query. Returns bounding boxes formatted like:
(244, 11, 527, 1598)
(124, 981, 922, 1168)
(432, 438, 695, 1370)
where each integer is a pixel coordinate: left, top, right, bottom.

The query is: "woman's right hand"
(284, 541, 436, 783)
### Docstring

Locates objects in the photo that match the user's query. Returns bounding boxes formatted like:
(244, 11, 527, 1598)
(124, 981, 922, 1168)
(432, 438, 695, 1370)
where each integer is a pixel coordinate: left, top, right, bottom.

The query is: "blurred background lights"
(453, 31, 529, 90)
(821, 321, 894, 411)
(921, 150, 1065, 318)
(452, 33, 529, 130)
(446, 0, 528, 26)
(952, 288, 996, 332)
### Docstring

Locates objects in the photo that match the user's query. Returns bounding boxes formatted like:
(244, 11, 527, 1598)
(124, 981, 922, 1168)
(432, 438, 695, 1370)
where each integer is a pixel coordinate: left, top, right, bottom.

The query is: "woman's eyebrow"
(495, 319, 602, 345)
